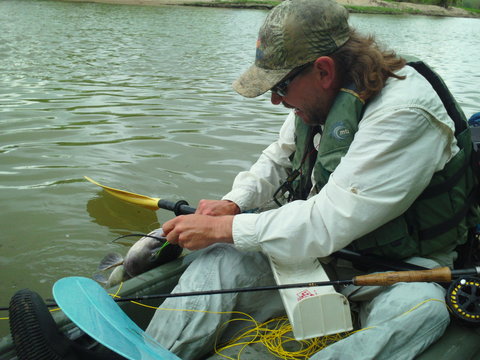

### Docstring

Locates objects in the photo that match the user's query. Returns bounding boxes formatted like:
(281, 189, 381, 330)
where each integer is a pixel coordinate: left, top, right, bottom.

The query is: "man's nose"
(271, 92, 283, 105)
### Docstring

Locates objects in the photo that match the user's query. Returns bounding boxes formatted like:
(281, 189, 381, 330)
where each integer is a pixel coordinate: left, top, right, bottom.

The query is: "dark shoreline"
(187, 1, 480, 18)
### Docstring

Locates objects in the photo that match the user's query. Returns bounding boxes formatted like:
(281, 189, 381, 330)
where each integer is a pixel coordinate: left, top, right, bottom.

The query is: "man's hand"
(196, 199, 240, 216)
(162, 214, 234, 250)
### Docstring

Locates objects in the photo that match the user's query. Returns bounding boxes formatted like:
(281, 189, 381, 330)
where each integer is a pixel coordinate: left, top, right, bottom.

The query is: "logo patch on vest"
(330, 122, 351, 141)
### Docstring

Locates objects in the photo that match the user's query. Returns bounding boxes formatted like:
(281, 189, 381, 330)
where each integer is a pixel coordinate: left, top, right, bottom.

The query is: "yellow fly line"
(107, 282, 353, 359)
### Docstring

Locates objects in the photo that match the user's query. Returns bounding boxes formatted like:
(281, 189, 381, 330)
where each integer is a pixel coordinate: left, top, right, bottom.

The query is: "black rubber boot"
(9, 289, 125, 360)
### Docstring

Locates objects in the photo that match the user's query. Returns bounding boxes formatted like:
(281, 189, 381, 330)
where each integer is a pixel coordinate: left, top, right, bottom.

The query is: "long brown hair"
(330, 29, 406, 100)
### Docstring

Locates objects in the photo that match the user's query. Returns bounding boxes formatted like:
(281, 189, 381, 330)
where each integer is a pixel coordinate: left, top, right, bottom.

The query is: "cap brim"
(232, 64, 292, 98)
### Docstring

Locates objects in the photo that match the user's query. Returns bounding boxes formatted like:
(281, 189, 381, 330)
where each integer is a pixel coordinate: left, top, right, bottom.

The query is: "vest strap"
(418, 189, 476, 240)
(417, 158, 469, 200)
(408, 61, 467, 136)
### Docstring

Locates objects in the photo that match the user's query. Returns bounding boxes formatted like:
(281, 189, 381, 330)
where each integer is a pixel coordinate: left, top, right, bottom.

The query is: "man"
(146, 0, 479, 358)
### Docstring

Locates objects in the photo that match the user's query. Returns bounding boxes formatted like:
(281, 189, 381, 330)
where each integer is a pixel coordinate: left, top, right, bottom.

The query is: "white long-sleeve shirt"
(223, 66, 459, 260)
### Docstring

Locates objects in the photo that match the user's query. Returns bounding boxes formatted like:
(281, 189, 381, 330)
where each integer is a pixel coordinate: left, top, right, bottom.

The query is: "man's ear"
(313, 56, 337, 90)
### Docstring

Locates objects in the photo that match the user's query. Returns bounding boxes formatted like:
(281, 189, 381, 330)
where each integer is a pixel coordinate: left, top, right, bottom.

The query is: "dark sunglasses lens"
(272, 80, 288, 97)
(271, 62, 310, 97)
(274, 87, 285, 97)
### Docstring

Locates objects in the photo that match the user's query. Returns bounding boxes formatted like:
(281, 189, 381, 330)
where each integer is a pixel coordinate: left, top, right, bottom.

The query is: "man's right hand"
(196, 199, 240, 216)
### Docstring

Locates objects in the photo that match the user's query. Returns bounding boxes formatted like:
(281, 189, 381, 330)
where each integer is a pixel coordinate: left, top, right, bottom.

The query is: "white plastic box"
(268, 255, 353, 340)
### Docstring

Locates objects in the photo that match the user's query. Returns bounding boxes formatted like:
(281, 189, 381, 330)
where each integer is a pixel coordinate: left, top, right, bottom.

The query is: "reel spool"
(446, 277, 480, 326)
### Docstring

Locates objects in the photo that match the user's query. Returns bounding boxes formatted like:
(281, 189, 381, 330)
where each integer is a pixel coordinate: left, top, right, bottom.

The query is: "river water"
(0, 0, 479, 336)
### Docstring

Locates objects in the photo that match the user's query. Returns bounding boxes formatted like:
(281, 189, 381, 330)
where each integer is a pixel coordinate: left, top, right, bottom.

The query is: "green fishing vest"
(289, 62, 479, 260)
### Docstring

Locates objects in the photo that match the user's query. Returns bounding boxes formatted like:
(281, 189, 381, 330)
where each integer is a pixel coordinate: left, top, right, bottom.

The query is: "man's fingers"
(196, 199, 240, 216)
(162, 216, 183, 244)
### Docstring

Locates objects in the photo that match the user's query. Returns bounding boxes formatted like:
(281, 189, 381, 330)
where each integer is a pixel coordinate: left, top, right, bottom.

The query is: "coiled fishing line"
(109, 282, 351, 360)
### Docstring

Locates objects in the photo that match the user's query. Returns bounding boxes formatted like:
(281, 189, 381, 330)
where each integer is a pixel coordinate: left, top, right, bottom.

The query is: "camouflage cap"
(233, 0, 350, 98)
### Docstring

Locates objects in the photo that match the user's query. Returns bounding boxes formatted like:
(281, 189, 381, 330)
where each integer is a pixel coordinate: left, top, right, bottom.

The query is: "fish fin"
(106, 266, 129, 288)
(98, 252, 124, 271)
(92, 273, 108, 284)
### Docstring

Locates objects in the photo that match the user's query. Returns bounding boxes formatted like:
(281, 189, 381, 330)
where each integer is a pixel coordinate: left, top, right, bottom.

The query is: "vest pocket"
(347, 216, 419, 259)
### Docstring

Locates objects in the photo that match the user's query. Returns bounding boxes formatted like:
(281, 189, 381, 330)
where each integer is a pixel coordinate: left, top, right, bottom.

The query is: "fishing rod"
(115, 266, 480, 300)
(3, 266, 480, 312)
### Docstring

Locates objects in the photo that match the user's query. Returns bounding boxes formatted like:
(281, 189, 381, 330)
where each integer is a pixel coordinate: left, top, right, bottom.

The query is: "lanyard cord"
(273, 126, 321, 206)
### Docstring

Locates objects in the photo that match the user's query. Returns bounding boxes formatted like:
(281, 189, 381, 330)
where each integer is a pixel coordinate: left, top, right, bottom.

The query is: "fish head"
(123, 231, 182, 277)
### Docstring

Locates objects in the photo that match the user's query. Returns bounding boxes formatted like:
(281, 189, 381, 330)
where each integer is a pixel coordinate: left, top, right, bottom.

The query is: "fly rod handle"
(353, 267, 452, 286)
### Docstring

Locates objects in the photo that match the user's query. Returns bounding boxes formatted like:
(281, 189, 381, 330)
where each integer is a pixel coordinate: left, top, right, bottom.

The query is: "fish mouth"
(148, 239, 171, 262)
(148, 247, 163, 262)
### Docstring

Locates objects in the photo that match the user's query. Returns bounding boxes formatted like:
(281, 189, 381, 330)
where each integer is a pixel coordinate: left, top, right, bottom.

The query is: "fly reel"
(446, 277, 480, 326)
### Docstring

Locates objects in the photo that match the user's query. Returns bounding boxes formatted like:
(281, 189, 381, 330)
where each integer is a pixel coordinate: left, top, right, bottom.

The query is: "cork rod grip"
(353, 267, 452, 286)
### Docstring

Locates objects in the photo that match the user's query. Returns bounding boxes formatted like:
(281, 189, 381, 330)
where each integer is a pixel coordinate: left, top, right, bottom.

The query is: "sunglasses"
(271, 62, 313, 97)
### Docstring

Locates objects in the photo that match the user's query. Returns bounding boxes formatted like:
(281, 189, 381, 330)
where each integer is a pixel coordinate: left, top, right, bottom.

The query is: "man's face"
(270, 60, 336, 125)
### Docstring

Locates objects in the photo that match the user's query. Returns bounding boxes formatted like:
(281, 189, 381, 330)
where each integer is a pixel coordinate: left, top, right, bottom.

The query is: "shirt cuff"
(232, 213, 262, 252)
(222, 189, 256, 213)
